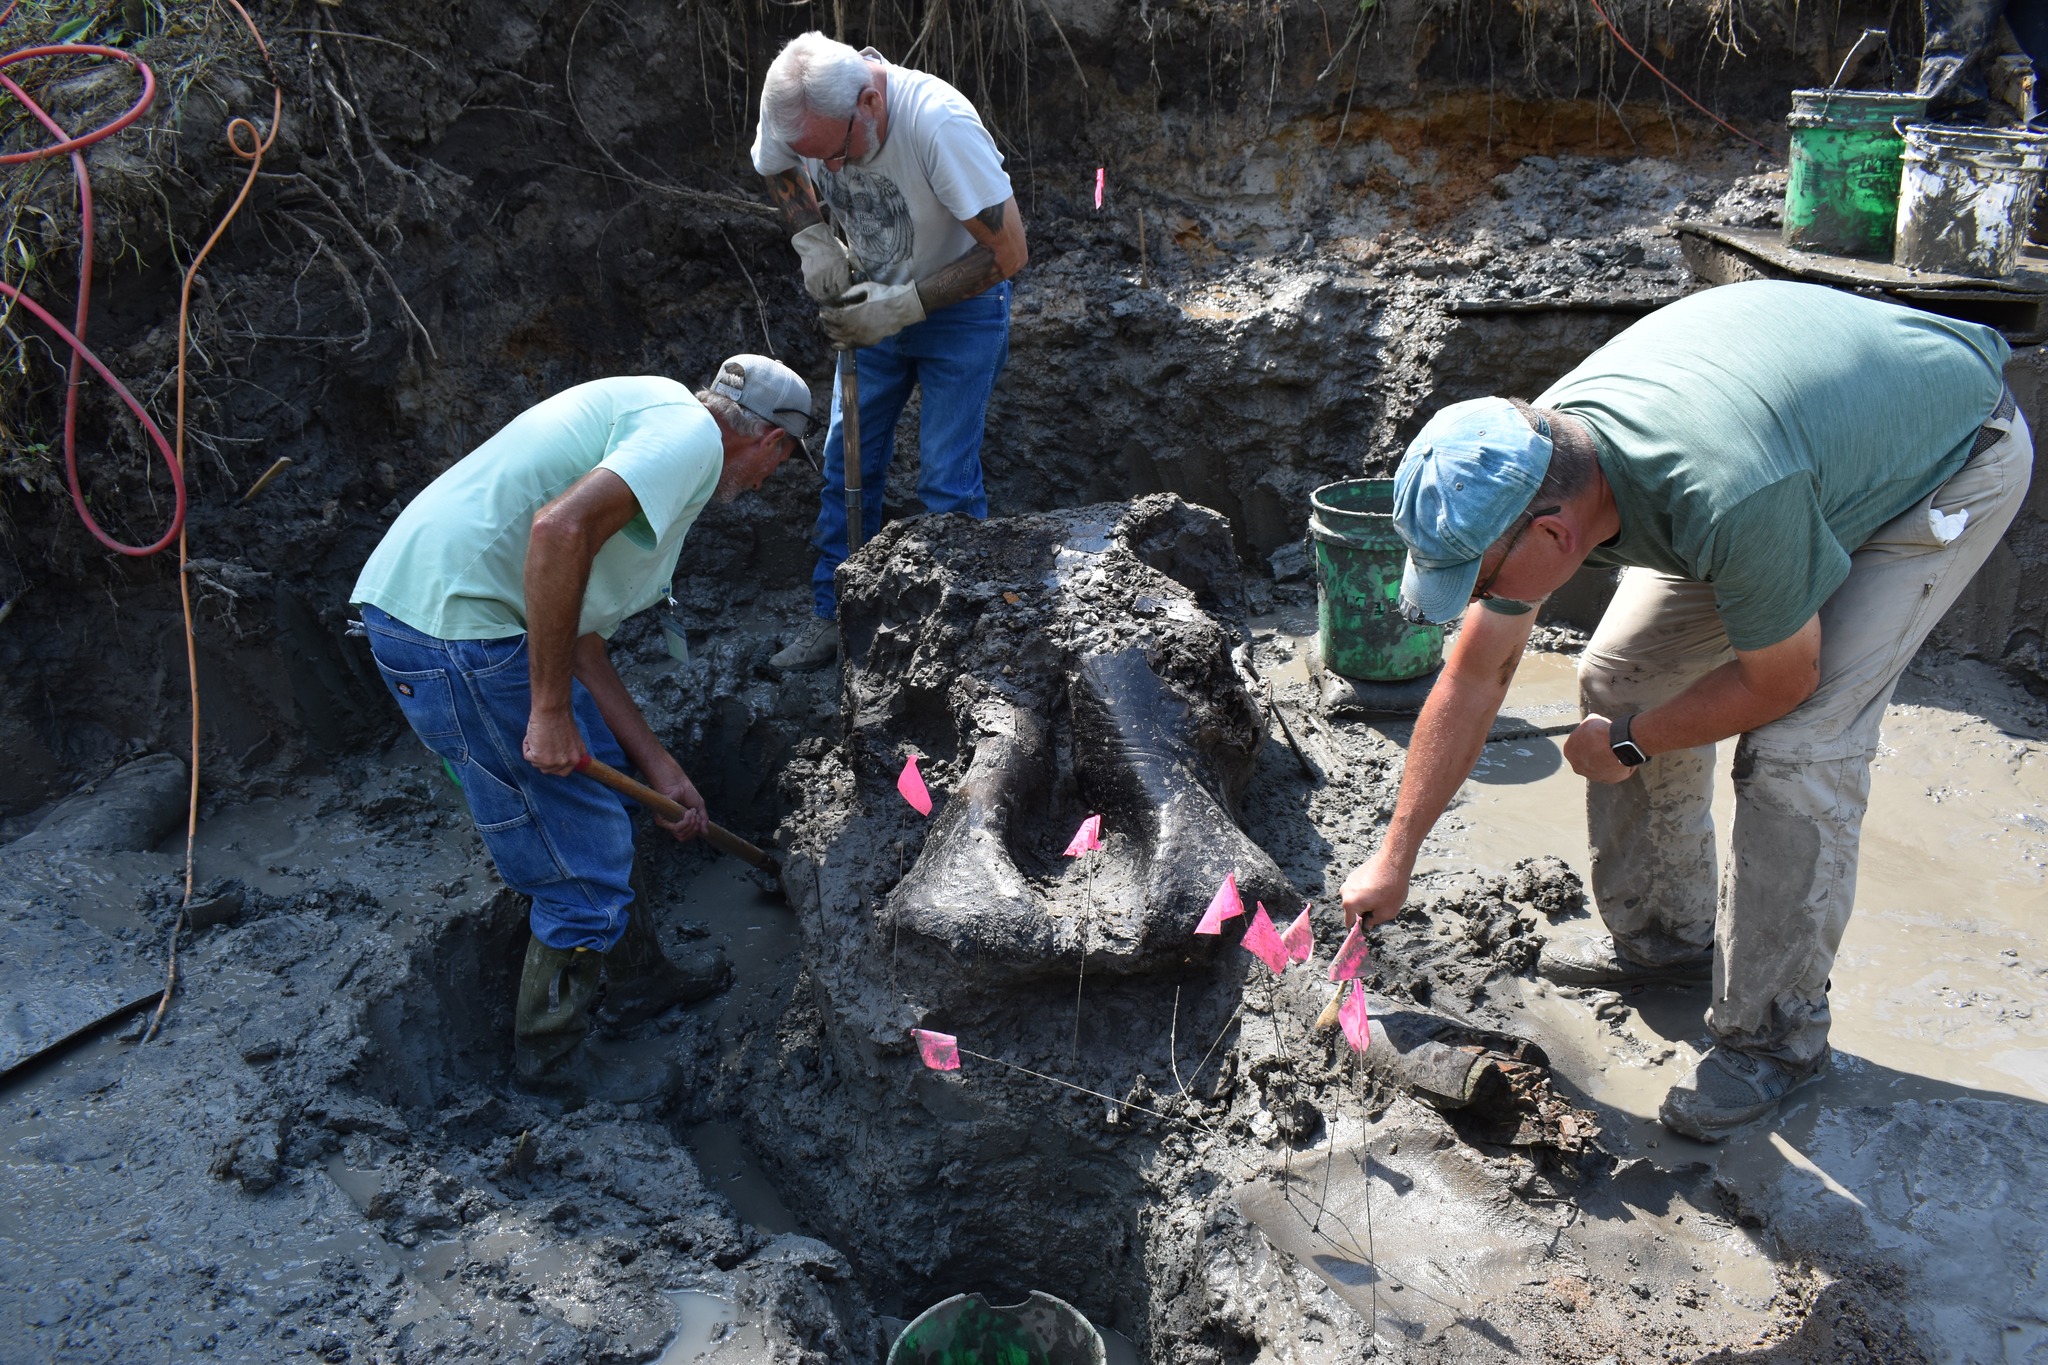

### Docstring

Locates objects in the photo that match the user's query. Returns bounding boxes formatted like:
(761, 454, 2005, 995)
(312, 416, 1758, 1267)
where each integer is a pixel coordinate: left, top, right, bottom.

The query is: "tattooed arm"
(915, 196, 1029, 313)
(762, 168, 824, 233)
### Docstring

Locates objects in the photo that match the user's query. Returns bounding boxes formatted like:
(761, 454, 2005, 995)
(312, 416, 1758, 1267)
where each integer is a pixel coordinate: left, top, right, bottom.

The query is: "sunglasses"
(1471, 504, 1560, 603)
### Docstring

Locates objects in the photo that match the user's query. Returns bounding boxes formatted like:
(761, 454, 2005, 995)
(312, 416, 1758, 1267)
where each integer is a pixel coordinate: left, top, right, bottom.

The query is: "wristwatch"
(1609, 713, 1649, 768)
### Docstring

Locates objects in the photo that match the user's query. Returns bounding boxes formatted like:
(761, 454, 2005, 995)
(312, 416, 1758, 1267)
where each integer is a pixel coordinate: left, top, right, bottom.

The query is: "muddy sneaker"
(767, 616, 838, 674)
(1658, 1046, 1829, 1142)
(1537, 934, 1712, 987)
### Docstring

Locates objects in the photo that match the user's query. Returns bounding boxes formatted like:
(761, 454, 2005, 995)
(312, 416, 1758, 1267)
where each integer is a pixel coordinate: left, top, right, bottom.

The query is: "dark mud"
(3, 0, 2045, 1361)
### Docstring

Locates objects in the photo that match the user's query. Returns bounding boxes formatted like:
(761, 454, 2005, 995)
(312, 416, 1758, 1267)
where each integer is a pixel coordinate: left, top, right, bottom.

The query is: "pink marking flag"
(1063, 814, 1103, 858)
(1281, 904, 1314, 964)
(897, 753, 932, 816)
(1094, 166, 1105, 209)
(1241, 902, 1290, 975)
(1193, 872, 1244, 935)
(911, 1029, 959, 1071)
(1339, 981, 1372, 1053)
(1328, 920, 1370, 981)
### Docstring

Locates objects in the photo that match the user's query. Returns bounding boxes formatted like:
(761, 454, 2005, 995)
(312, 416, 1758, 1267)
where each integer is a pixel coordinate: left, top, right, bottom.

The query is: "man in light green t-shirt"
(1337, 282, 2031, 1141)
(351, 356, 812, 1101)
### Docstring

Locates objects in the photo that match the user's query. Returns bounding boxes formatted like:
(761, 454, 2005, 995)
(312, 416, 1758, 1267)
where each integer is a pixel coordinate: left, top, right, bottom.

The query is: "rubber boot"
(514, 939, 602, 1084)
(598, 883, 731, 1030)
(513, 936, 679, 1104)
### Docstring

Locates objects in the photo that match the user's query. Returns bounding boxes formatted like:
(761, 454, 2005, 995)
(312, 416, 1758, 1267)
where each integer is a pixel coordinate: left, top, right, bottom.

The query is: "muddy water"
(1356, 645, 2048, 1357)
(1424, 650, 2048, 1118)
(679, 857, 805, 1236)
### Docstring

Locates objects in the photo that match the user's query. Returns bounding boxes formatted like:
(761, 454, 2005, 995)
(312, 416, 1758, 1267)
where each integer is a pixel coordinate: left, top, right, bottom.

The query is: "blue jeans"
(810, 281, 1011, 618)
(360, 605, 636, 952)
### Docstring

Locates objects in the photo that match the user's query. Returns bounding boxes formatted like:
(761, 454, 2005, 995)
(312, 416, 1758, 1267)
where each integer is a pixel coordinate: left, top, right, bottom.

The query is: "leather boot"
(513, 935, 679, 1104)
(597, 868, 731, 1030)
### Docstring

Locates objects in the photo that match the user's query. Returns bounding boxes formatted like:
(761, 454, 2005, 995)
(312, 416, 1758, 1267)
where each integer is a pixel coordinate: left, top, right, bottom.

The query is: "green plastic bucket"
(1310, 478, 1444, 682)
(1782, 88, 1928, 257)
(886, 1291, 1105, 1365)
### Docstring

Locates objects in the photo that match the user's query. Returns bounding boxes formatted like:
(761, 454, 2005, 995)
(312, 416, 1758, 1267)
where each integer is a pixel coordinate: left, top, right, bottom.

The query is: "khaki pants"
(1578, 404, 2033, 1073)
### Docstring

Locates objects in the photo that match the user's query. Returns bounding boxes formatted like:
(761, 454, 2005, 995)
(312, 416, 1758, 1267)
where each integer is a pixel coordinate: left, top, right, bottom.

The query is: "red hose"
(0, 39, 177, 555)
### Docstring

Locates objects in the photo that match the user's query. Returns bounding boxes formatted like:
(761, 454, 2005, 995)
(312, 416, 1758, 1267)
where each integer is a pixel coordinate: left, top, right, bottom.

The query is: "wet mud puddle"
(680, 855, 805, 1239)
(1405, 648, 2048, 1356)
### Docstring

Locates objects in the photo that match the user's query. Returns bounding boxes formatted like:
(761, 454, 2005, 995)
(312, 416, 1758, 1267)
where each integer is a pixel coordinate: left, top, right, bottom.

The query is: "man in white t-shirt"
(351, 356, 813, 1101)
(750, 31, 1029, 672)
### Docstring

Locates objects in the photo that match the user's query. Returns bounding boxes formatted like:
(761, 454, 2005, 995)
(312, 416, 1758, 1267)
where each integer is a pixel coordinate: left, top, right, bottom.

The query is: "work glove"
(819, 280, 925, 349)
(791, 222, 855, 303)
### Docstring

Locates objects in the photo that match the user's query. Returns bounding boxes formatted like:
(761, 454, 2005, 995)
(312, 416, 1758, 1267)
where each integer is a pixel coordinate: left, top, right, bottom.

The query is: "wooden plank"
(1678, 223, 2048, 297)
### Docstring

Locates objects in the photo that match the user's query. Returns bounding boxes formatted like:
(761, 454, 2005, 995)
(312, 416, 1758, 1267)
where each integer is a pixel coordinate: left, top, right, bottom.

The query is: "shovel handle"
(840, 348, 863, 553)
(575, 756, 775, 871)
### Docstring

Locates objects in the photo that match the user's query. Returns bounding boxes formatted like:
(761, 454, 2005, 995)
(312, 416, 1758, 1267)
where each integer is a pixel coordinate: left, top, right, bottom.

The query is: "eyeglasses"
(1472, 505, 1559, 602)
(824, 110, 858, 168)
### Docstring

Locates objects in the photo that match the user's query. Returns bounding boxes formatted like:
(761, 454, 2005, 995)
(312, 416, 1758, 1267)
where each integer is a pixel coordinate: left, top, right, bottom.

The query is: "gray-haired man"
(353, 356, 813, 1101)
(1337, 281, 2029, 1140)
(751, 31, 1028, 672)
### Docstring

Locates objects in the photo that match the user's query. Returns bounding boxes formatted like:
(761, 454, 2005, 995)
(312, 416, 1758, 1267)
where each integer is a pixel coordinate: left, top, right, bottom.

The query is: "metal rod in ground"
(1271, 972, 1294, 1193)
(840, 348, 863, 553)
(1313, 1099, 1336, 1233)
(1181, 1002, 1243, 1096)
(1359, 1051, 1378, 1337)
(1072, 857, 1093, 1062)
(1169, 984, 1184, 1094)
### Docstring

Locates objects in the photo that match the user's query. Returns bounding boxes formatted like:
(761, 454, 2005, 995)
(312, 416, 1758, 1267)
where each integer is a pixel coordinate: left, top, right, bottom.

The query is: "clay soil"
(2, 2, 2045, 1363)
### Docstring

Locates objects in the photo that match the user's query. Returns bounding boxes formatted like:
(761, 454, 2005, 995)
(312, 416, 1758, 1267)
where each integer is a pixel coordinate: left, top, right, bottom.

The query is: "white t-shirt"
(751, 51, 1013, 288)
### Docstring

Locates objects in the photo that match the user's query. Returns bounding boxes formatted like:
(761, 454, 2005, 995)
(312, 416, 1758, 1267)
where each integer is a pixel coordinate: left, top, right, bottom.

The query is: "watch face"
(1613, 739, 1648, 767)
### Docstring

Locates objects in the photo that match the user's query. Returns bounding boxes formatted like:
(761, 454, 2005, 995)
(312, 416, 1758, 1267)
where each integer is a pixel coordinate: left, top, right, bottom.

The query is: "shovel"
(574, 756, 781, 881)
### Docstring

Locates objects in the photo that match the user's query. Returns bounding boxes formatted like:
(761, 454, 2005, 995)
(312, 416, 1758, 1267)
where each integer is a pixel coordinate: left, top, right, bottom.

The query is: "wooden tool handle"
(1315, 983, 1346, 1031)
(840, 349, 863, 553)
(576, 756, 775, 871)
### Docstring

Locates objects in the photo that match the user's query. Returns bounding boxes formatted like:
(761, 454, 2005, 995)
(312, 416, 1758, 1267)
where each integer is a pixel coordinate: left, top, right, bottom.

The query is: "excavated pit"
(3, 0, 2046, 1361)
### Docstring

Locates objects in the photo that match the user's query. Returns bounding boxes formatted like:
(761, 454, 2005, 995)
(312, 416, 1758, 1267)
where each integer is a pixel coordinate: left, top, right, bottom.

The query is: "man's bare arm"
(763, 168, 824, 233)
(1341, 603, 1536, 927)
(522, 469, 641, 774)
(915, 195, 1029, 313)
(571, 634, 707, 840)
(1565, 615, 1822, 782)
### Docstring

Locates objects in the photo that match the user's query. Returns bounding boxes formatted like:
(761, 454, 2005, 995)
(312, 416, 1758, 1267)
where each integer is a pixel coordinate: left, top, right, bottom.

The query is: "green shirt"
(1535, 281, 2009, 649)
(351, 377, 720, 640)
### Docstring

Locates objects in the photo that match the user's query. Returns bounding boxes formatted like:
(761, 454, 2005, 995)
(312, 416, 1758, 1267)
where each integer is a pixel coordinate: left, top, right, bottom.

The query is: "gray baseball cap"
(711, 354, 815, 440)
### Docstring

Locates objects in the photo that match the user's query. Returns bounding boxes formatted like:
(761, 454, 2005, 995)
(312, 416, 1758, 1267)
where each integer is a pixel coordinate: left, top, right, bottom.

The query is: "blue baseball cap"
(1393, 397, 1553, 624)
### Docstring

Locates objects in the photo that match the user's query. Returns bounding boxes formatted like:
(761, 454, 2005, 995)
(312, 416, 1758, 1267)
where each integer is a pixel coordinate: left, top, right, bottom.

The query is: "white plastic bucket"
(1893, 122, 2048, 279)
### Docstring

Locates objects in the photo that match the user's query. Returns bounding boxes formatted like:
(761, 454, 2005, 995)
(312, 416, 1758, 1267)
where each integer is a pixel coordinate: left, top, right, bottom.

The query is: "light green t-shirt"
(351, 377, 721, 640)
(1535, 281, 2009, 649)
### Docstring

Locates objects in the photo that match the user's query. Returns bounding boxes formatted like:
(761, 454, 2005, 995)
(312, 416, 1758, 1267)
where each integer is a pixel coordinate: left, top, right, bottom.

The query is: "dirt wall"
(0, 0, 2006, 829)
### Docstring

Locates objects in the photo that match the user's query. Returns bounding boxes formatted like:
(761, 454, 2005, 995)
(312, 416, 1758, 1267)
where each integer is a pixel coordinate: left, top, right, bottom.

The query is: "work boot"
(513, 936, 679, 1104)
(597, 889, 730, 1030)
(1658, 1045, 1829, 1142)
(767, 616, 838, 674)
(1537, 934, 1712, 987)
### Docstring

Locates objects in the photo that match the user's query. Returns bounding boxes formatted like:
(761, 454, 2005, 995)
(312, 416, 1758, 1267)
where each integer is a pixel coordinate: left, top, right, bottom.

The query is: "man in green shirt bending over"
(352, 357, 812, 1101)
(1340, 281, 2030, 1140)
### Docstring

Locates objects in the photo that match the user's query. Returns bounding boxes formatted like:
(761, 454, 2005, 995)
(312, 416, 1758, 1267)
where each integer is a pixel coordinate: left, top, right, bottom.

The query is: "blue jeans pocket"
(373, 661, 466, 761)
(461, 759, 569, 889)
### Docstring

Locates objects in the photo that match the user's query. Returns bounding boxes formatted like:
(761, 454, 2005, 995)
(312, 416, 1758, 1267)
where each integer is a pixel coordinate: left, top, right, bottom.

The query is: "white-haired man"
(352, 357, 813, 1100)
(751, 31, 1029, 672)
